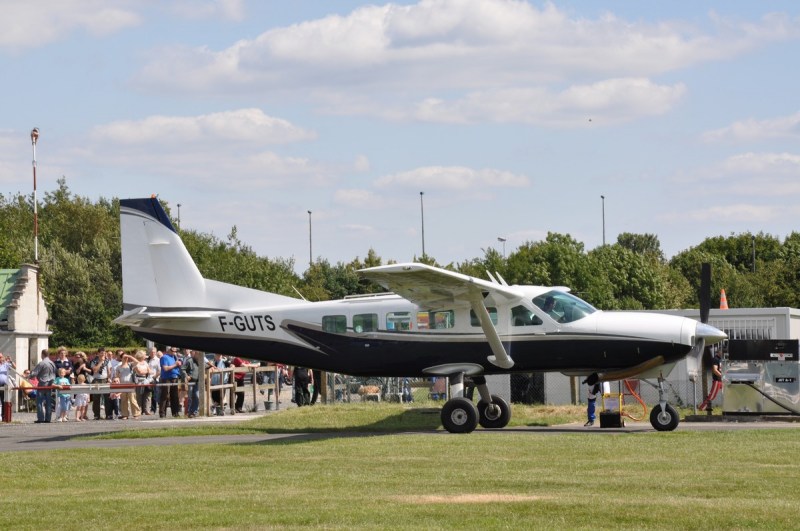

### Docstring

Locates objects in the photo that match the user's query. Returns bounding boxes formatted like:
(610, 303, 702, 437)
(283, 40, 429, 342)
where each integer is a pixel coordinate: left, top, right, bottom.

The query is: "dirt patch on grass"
(396, 494, 549, 504)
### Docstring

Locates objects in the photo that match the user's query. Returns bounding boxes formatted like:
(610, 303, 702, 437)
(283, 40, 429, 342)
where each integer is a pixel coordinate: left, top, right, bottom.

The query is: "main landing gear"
(440, 374, 511, 434)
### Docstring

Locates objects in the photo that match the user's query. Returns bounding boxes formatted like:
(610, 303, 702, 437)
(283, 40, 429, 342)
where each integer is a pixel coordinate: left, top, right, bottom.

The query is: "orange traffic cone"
(719, 289, 728, 310)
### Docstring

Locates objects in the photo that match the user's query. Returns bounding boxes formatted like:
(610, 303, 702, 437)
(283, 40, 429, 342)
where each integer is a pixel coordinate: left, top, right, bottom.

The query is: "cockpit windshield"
(532, 290, 596, 324)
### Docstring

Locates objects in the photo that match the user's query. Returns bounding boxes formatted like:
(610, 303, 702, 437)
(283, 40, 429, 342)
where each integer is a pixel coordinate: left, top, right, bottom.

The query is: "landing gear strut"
(440, 374, 511, 433)
(648, 376, 680, 431)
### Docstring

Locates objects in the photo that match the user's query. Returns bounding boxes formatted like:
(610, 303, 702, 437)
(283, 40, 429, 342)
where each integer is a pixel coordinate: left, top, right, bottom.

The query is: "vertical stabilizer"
(120, 198, 206, 311)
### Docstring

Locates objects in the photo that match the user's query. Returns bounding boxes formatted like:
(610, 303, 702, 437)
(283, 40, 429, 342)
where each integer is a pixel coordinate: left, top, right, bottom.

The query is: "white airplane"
(115, 197, 727, 433)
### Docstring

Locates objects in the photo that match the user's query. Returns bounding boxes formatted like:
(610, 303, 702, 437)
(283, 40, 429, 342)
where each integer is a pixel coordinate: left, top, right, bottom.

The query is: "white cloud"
(168, 0, 245, 21)
(375, 166, 529, 190)
(703, 112, 800, 142)
(405, 78, 685, 125)
(90, 108, 316, 145)
(0, 1, 140, 51)
(354, 155, 370, 172)
(719, 152, 800, 175)
(334, 189, 384, 208)
(136, 1, 799, 105)
(673, 204, 777, 223)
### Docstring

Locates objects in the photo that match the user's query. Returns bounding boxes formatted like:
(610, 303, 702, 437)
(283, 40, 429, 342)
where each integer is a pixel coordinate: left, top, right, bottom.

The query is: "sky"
(2, 0, 800, 275)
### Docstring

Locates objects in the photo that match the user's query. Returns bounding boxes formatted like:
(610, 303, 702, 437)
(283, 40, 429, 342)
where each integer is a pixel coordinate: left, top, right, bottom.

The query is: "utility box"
(723, 339, 799, 414)
(600, 393, 625, 428)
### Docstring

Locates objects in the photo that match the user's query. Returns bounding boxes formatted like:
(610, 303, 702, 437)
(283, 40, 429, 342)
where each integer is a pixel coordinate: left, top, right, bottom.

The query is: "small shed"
(0, 264, 51, 371)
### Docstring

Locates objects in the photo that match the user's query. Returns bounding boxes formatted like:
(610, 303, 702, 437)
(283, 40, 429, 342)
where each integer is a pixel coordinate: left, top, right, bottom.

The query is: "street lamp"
(601, 195, 606, 246)
(308, 210, 313, 268)
(420, 191, 426, 258)
(497, 237, 507, 257)
(176, 203, 182, 227)
(31, 128, 40, 264)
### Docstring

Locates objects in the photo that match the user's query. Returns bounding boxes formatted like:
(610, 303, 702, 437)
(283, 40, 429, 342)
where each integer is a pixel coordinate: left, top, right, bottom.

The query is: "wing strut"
(469, 293, 514, 369)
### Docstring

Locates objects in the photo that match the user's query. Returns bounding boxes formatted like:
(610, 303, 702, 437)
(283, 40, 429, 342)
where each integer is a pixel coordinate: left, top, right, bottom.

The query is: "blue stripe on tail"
(119, 197, 176, 233)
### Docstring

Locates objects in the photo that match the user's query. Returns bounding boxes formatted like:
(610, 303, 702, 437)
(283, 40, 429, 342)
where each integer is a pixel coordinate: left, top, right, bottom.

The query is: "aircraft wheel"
(650, 403, 679, 431)
(441, 397, 479, 433)
(477, 395, 511, 429)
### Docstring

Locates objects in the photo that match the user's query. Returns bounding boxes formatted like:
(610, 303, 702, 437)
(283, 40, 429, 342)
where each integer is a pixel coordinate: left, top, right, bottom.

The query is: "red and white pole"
(31, 128, 39, 264)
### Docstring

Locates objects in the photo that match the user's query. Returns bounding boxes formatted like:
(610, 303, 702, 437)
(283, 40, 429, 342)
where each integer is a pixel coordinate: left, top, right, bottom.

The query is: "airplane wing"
(359, 263, 521, 309)
(359, 263, 520, 368)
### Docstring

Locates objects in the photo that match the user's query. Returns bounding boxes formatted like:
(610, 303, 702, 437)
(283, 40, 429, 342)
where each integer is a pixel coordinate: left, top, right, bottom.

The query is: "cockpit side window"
(532, 290, 596, 323)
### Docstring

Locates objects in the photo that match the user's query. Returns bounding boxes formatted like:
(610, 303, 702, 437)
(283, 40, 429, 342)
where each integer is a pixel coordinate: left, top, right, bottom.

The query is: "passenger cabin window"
(322, 315, 347, 333)
(386, 312, 411, 331)
(532, 290, 596, 324)
(470, 307, 498, 326)
(418, 310, 455, 329)
(353, 313, 378, 333)
(511, 305, 543, 326)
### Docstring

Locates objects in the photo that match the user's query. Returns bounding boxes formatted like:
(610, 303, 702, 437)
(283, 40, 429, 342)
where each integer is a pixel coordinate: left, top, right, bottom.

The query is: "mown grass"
(83, 402, 589, 439)
(2, 428, 799, 529)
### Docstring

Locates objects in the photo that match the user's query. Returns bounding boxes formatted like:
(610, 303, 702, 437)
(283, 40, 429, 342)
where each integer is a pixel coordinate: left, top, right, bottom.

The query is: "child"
(54, 368, 71, 422)
(108, 377, 122, 419)
(74, 374, 89, 421)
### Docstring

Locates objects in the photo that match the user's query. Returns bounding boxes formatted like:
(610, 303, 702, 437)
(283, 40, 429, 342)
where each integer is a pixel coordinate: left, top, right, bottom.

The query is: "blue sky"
(2, 1, 800, 274)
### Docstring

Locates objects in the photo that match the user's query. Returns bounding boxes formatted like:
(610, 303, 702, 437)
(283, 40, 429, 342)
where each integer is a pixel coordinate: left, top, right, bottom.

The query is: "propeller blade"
(700, 263, 710, 324)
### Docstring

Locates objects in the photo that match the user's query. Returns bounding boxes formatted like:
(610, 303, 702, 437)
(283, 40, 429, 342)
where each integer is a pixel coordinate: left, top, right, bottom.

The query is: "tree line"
(2, 179, 799, 347)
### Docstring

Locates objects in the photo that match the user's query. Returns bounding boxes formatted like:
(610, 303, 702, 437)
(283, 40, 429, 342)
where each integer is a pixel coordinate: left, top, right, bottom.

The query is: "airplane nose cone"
(696, 322, 727, 345)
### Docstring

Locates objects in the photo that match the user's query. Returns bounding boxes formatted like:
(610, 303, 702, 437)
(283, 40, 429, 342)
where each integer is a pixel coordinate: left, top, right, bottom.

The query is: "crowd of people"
(3, 346, 292, 424)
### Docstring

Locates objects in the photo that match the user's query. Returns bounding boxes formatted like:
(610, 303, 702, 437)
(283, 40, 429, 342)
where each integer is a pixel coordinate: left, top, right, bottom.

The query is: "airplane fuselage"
(128, 291, 696, 377)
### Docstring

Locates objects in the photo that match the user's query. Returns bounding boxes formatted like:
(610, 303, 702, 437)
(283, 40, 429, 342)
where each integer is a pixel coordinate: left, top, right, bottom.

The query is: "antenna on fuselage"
(292, 286, 308, 301)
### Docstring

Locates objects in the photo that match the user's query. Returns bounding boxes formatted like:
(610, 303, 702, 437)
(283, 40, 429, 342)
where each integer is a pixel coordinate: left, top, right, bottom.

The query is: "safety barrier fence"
(1, 365, 282, 422)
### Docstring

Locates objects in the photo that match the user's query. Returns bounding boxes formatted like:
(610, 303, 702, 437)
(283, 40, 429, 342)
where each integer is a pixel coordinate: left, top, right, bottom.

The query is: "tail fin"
(119, 198, 206, 311)
(119, 197, 302, 314)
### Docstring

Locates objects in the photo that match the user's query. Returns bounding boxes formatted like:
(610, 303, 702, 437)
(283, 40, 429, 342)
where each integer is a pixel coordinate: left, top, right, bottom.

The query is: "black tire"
(650, 403, 679, 431)
(441, 397, 479, 433)
(477, 394, 511, 429)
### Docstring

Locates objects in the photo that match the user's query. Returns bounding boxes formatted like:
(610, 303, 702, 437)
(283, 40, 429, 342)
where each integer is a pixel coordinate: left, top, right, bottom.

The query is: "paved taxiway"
(2, 413, 798, 453)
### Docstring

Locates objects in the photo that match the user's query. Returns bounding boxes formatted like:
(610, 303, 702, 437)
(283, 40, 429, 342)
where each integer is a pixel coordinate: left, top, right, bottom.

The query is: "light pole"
(308, 210, 313, 268)
(31, 128, 39, 264)
(420, 191, 426, 258)
(601, 195, 606, 246)
(497, 237, 506, 257)
(176, 203, 182, 228)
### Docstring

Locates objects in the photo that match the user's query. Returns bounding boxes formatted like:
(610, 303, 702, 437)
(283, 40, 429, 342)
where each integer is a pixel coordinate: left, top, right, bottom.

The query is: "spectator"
(54, 368, 71, 422)
(132, 350, 153, 414)
(108, 377, 121, 419)
(159, 347, 182, 418)
(89, 348, 112, 420)
(231, 356, 257, 413)
(116, 352, 141, 419)
(210, 354, 229, 415)
(30, 349, 56, 423)
(53, 347, 73, 383)
(0, 352, 16, 406)
(310, 369, 322, 405)
(73, 374, 89, 421)
(146, 348, 161, 414)
(72, 351, 91, 384)
(183, 350, 202, 418)
(293, 366, 312, 407)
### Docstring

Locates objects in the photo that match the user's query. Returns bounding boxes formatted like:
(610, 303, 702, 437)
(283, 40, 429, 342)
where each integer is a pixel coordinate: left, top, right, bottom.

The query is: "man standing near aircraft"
(159, 347, 182, 417)
(30, 349, 56, 423)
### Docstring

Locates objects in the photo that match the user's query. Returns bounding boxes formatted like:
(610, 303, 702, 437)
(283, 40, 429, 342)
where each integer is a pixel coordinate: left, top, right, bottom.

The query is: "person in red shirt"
(231, 357, 257, 413)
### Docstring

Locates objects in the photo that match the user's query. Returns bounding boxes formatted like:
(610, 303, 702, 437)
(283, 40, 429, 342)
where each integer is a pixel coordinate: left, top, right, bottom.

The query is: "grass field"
(3, 404, 799, 529)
